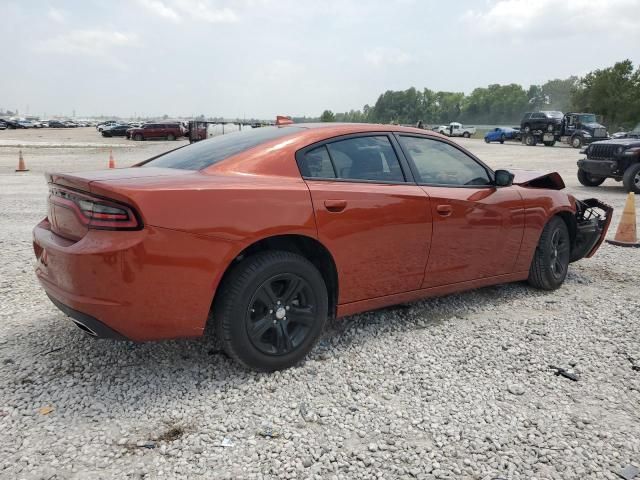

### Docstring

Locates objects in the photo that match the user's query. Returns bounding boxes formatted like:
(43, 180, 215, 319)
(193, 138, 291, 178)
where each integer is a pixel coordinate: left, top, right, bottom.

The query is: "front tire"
(622, 163, 640, 194)
(528, 217, 571, 291)
(134, 134, 143, 141)
(167, 134, 175, 141)
(571, 135, 583, 148)
(214, 251, 328, 371)
(577, 168, 606, 187)
(463, 132, 470, 138)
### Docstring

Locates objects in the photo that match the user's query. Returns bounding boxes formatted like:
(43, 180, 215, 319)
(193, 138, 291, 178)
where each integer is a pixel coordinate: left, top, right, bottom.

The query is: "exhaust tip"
(72, 320, 98, 337)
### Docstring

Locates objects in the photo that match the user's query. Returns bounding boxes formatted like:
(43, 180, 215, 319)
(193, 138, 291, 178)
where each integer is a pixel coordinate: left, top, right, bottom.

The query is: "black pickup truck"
(577, 123, 640, 193)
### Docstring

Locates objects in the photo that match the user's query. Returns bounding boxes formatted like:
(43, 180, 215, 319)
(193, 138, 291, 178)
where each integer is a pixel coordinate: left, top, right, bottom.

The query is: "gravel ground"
(1, 129, 639, 480)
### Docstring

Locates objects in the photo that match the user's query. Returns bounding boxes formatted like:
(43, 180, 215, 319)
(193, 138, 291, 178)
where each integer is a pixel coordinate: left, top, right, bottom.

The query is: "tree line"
(317, 60, 640, 130)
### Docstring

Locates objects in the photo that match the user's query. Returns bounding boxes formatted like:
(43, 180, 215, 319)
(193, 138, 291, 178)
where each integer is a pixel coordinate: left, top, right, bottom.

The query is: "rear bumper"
(33, 219, 236, 341)
(47, 294, 127, 340)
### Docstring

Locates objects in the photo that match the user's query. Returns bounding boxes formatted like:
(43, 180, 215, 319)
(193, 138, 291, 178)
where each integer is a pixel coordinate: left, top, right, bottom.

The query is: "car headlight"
(624, 147, 640, 156)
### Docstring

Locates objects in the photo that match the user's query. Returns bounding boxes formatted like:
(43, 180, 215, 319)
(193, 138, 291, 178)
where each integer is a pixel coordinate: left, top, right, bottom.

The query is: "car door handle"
(436, 204, 453, 217)
(324, 200, 347, 212)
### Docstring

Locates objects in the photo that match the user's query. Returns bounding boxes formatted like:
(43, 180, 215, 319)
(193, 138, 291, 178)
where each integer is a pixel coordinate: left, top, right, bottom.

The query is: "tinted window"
(299, 146, 336, 178)
(142, 126, 302, 170)
(326, 136, 405, 182)
(398, 136, 491, 186)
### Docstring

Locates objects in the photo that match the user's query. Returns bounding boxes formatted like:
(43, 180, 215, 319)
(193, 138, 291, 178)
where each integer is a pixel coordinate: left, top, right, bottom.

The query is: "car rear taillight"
(49, 186, 141, 230)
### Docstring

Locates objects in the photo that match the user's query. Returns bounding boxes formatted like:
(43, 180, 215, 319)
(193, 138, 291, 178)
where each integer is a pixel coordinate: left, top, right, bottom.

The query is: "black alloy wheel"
(528, 217, 571, 290)
(214, 251, 328, 371)
(246, 273, 317, 355)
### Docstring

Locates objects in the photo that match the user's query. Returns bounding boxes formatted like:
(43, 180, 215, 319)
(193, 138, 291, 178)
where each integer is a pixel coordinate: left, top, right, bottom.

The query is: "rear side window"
(141, 126, 302, 170)
(299, 135, 405, 183)
(298, 146, 336, 178)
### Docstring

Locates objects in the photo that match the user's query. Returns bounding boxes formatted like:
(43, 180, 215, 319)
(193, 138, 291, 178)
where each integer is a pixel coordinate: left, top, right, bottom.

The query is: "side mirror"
(494, 169, 514, 187)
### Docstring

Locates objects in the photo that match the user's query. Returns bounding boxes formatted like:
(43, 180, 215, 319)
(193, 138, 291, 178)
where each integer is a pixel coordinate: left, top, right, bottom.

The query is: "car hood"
(510, 169, 565, 190)
(590, 138, 640, 147)
(582, 122, 606, 130)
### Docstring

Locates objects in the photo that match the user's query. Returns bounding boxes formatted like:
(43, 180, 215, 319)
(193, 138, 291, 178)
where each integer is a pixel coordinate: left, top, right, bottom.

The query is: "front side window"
(398, 136, 491, 186)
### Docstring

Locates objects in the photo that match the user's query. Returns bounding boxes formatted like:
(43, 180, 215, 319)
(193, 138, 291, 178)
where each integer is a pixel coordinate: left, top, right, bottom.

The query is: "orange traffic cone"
(607, 192, 640, 247)
(15, 150, 29, 172)
(108, 149, 115, 169)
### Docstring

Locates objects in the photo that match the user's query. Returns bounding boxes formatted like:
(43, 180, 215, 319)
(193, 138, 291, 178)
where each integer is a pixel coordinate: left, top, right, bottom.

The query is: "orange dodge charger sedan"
(33, 123, 612, 370)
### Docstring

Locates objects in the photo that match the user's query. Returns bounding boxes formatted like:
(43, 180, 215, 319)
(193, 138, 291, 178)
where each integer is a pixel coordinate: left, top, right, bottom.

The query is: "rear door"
(297, 134, 432, 304)
(395, 134, 524, 287)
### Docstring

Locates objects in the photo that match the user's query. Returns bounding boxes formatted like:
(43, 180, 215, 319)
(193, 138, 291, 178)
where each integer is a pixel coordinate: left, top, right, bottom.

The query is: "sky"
(1, 0, 639, 119)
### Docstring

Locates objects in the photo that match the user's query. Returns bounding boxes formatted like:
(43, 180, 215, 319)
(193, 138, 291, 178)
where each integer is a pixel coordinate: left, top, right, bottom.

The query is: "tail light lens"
(49, 186, 141, 230)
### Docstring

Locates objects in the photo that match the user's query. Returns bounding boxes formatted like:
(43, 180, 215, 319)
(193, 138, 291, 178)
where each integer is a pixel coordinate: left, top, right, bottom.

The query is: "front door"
(395, 134, 524, 287)
(298, 134, 432, 304)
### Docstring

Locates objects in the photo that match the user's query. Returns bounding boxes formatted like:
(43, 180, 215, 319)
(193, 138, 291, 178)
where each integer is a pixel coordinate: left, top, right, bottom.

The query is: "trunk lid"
(46, 167, 190, 240)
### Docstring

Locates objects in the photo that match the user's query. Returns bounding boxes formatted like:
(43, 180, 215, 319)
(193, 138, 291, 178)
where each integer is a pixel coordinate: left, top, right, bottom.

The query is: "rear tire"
(500, 134, 505, 144)
(484, 137, 490, 143)
(214, 251, 328, 371)
(622, 163, 640, 194)
(167, 134, 175, 141)
(463, 132, 470, 138)
(528, 217, 571, 291)
(577, 168, 606, 187)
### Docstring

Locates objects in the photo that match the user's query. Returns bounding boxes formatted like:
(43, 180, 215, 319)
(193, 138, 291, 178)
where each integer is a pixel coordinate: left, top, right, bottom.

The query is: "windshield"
(544, 111, 563, 118)
(140, 126, 303, 170)
(578, 114, 597, 123)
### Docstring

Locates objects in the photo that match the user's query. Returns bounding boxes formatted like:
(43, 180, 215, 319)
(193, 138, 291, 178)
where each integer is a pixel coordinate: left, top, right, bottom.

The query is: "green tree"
(320, 110, 335, 122)
(571, 60, 640, 129)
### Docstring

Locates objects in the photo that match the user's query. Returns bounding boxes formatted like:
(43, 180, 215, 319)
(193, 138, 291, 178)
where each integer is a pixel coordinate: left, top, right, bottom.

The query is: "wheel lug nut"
(285, 306, 290, 310)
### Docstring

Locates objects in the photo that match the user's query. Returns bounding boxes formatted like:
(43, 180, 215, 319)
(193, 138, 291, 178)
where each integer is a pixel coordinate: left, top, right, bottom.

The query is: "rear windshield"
(141, 126, 302, 170)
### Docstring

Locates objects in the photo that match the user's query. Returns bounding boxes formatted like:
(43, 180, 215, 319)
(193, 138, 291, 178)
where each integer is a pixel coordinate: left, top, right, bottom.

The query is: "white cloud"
(365, 47, 412, 67)
(47, 7, 66, 23)
(463, 0, 640, 38)
(34, 30, 138, 70)
(136, 0, 238, 23)
(137, 0, 181, 22)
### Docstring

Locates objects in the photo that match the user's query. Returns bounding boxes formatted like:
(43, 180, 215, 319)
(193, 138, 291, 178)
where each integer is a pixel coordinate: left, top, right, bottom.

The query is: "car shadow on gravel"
(4, 278, 578, 416)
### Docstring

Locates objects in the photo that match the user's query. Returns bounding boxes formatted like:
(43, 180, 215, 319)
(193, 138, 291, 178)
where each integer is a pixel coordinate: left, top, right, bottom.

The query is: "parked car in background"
(48, 120, 67, 128)
(4, 119, 27, 129)
(16, 120, 35, 128)
(577, 123, 640, 193)
(33, 123, 612, 371)
(611, 124, 640, 139)
(40, 121, 50, 128)
(101, 124, 131, 137)
(97, 121, 118, 132)
(63, 121, 79, 128)
(521, 111, 564, 133)
(441, 122, 476, 138)
(484, 127, 520, 144)
(434, 125, 448, 134)
(127, 122, 185, 141)
(0, 120, 7, 130)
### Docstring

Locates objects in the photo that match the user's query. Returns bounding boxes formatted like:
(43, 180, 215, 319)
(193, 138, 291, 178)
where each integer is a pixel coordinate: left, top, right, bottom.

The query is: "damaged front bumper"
(570, 198, 613, 262)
